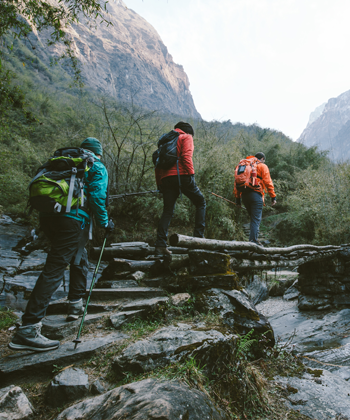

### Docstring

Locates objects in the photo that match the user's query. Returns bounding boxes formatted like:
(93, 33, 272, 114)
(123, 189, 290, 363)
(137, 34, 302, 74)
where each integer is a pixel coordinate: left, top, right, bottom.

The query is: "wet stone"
(110, 310, 145, 329)
(97, 280, 139, 288)
(41, 314, 105, 340)
(19, 249, 47, 272)
(56, 378, 226, 420)
(112, 324, 236, 379)
(0, 250, 21, 274)
(0, 332, 127, 379)
(244, 275, 268, 304)
(283, 280, 300, 301)
(0, 385, 34, 420)
(46, 367, 90, 408)
(120, 297, 169, 312)
(46, 299, 122, 315)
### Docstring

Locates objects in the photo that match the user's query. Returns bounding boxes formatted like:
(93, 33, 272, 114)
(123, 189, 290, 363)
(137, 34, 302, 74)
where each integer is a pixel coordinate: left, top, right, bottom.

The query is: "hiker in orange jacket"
(234, 152, 276, 245)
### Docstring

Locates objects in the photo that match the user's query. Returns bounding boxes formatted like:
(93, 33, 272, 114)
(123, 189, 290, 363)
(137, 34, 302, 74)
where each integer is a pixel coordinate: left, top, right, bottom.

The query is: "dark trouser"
(242, 190, 263, 243)
(22, 217, 89, 326)
(155, 175, 206, 247)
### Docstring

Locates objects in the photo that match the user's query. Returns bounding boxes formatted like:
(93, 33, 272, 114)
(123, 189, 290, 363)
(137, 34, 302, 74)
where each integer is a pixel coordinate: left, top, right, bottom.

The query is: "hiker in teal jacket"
(9, 137, 114, 353)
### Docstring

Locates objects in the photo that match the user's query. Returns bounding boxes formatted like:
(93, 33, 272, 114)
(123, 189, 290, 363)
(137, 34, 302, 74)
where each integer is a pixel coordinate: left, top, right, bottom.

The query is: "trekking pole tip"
(73, 339, 81, 350)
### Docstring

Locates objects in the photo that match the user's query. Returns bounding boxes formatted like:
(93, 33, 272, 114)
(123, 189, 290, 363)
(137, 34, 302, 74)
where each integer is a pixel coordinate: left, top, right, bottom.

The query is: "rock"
(166, 273, 239, 293)
(47, 299, 121, 315)
(267, 271, 297, 296)
(56, 378, 225, 420)
(283, 280, 300, 301)
(0, 385, 34, 419)
(0, 332, 127, 378)
(129, 271, 146, 281)
(171, 293, 191, 306)
(0, 250, 22, 274)
(110, 310, 145, 329)
(259, 297, 350, 353)
(188, 249, 231, 275)
(196, 288, 274, 344)
(112, 324, 236, 379)
(276, 369, 350, 419)
(90, 380, 105, 396)
(97, 280, 139, 288)
(244, 275, 268, 304)
(303, 344, 350, 381)
(0, 219, 29, 250)
(298, 295, 331, 311)
(41, 314, 105, 340)
(19, 249, 47, 272)
(120, 297, 169, 312)
(46, 368, 89, 407)
(90, 287, 167, 300)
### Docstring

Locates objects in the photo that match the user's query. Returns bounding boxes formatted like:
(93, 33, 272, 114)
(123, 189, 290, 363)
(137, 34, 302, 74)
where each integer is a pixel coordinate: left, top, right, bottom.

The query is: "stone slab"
(42, 314, 105, 340)
(19, 249, 47, 272)
(110, 310, 145, 328)
(0, 332, 127, 378)
(46, 299, 122, 315)
(90, 287, 166, 300)
(120, 297, 169, 312)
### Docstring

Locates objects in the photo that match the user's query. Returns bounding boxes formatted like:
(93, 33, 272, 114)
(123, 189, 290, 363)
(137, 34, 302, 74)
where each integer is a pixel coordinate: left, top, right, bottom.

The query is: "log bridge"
(92, 234, 348, 273)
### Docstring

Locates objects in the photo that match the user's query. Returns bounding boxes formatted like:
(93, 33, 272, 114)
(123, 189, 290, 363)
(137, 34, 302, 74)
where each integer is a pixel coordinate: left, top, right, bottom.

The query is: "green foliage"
(0, 307, 17, 329)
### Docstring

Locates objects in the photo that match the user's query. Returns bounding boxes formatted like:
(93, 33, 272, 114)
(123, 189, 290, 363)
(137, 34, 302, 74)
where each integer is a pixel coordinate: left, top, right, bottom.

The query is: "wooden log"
(91, 244, 189, 261)
(230, 249, 340, 271)
(170, 234, 340, 255)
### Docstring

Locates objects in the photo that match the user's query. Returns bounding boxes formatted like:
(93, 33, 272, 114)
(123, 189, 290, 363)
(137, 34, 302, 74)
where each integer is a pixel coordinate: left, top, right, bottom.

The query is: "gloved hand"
(105, 219, 115, 235)
(271, 198, 277, 206)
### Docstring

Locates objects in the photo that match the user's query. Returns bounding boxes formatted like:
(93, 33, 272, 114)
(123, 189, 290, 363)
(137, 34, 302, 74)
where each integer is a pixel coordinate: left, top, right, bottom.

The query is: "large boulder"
(56, 378, 227, 420)
(112, 323, 236, 379)
(46, 367, 90, 407)
(196, 288, 275, 345)
(244, 275, 268, 304)
(0, 385, 34, 420)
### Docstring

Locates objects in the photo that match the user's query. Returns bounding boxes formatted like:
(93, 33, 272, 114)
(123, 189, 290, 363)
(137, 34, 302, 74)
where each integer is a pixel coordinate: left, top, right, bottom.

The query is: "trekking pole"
(209, 191, 237, 206)
(73, 228, 109, 350)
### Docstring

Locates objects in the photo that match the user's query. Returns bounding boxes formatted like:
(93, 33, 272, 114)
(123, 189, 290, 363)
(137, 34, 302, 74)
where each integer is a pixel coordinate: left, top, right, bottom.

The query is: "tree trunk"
(169, 234, 340, 255)
(91, 245, 188, 261)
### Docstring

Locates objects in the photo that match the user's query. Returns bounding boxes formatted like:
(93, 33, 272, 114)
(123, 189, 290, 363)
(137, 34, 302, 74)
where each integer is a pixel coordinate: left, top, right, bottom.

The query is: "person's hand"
(271, 198, 277, 206)
(105, 219, 115, 236)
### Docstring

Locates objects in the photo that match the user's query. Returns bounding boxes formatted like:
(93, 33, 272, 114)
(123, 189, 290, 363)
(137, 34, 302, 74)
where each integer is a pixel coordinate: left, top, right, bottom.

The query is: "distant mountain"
(297, 90, 350, 161)
(19, 0, 200, 119)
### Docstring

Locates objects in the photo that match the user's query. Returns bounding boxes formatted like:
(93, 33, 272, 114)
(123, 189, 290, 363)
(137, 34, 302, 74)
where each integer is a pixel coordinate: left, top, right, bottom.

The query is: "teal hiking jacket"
(40, 152, 109, 227)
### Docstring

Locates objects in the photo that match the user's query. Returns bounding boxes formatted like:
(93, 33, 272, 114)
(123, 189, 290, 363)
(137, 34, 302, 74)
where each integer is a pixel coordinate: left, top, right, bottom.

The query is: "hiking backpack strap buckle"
(66, 167, 77, 213)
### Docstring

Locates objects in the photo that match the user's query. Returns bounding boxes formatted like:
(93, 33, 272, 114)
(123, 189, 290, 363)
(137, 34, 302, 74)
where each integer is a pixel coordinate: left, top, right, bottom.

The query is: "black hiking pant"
(155, 175, 206, 247)
(241, 190, 263, 243)
(22, 217, 89, 326)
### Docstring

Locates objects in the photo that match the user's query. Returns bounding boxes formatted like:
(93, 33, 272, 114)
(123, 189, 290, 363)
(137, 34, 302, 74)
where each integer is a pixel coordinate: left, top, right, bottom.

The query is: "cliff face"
(297, 90, 350, 161)
(29, 0, 201, 119)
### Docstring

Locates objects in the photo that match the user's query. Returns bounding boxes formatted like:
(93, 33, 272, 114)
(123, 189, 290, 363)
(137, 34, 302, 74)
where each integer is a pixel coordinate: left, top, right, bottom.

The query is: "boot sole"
(66, 315, 83, 322)
(8, 342, 59, 352)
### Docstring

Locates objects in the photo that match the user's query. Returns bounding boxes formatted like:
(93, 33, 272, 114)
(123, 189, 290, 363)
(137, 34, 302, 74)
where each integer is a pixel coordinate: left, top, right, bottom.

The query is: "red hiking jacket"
(155, 128, 195, 186)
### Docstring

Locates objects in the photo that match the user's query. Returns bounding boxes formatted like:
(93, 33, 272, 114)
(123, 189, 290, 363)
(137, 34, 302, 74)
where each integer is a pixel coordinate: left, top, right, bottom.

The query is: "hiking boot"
(66, 298, 85, 321)
(8, 322, 60, 352)
(154, 247, 172, 257)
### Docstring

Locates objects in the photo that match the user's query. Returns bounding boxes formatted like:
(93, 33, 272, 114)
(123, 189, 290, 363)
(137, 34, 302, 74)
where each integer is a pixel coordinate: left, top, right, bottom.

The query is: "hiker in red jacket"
(234, 152, 276, 245)
(155, 122, 206, 256)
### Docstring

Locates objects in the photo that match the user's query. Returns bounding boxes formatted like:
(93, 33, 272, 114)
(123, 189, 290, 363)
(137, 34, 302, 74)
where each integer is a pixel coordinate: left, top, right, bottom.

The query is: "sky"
(124, 0, 350, 140)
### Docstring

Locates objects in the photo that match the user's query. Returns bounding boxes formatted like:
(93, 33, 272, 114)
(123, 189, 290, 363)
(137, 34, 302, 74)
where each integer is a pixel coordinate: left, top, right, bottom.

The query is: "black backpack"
(152, 130, 180, 169)
(152, 130, 182, 196)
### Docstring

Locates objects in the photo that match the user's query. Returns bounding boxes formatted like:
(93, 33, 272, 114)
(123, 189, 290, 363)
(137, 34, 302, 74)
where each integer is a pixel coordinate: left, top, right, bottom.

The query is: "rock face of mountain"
(298, 90, 350, 161)
(30, 0, 200, 119)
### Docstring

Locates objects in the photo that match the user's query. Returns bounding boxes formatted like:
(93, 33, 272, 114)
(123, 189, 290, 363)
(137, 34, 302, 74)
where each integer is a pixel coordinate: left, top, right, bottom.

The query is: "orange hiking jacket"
(155, 128, 195, 186)
(234, 156, 276, 199)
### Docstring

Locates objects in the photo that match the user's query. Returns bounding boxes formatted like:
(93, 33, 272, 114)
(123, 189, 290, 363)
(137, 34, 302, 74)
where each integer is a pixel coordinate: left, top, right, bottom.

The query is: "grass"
(0, 307, 18, 330)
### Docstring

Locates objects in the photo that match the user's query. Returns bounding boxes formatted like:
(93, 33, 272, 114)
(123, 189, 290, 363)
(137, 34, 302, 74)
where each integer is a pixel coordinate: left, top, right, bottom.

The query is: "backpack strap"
(28, 167, 48, 189)
(177, 160, 182, 199)
(66, 167, 77, 213)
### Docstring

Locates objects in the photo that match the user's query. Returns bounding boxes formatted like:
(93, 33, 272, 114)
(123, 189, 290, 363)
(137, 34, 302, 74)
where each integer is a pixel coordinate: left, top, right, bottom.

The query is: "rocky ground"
(1, 215, 350, 419)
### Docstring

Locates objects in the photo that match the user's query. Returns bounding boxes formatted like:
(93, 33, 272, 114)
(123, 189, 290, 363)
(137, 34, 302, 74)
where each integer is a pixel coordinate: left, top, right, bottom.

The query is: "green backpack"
(29, 147, 95, 214)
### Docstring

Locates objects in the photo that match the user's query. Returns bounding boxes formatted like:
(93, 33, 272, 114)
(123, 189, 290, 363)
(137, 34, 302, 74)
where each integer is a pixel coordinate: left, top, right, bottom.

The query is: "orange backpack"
(234, 157, 261, 192)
